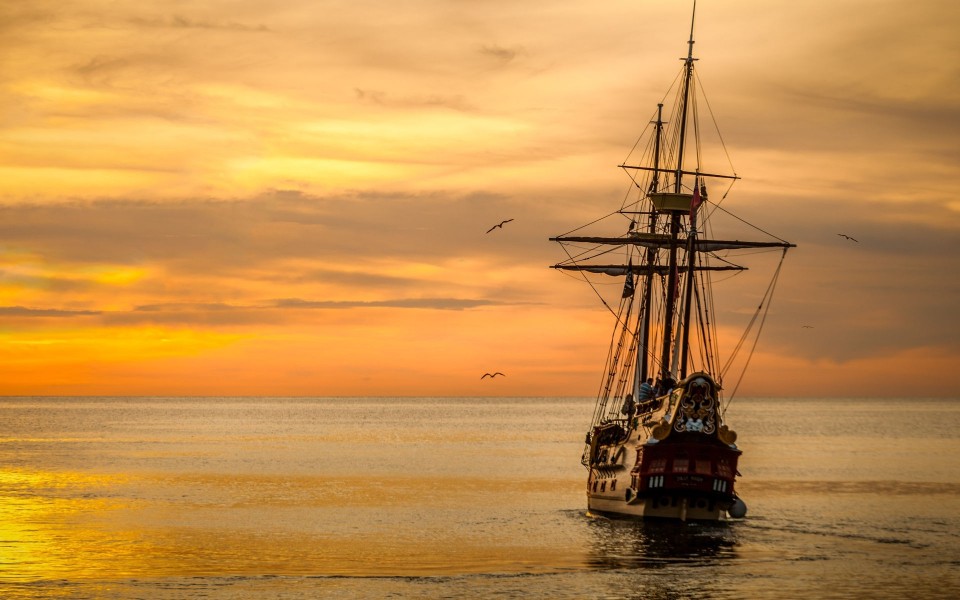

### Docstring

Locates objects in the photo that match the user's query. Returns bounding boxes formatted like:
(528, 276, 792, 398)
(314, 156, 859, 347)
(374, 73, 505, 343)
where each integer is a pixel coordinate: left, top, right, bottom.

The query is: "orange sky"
(1, 0, 958, 397)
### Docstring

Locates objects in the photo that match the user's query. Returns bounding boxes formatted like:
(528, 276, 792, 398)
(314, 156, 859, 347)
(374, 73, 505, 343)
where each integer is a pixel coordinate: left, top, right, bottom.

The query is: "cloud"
(0, 306, 101, 318)
(71, 55, 131, 79)
(1, 185, 954, 368)
(354, 88, 474, 111)
(0, 185, 551, 330)
(479, 44, 523, 65)
(0, 189, 567, 273)
(274, 297, 506, 311)
(301, 268, 423, 289)
(76, 296, 514, 328)
(0, 3, 55, 36)
(133, 302, 240, 312)
(130, 14, 270, 32)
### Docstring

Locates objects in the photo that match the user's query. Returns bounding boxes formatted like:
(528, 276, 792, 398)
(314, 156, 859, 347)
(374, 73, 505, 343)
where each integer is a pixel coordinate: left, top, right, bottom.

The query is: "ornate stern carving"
(673, 375, 718, 435)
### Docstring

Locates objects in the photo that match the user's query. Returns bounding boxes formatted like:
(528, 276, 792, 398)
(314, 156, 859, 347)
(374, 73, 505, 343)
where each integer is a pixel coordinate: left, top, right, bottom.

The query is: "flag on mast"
(622, 261, 635, 298)
(689, 177, 703, 220)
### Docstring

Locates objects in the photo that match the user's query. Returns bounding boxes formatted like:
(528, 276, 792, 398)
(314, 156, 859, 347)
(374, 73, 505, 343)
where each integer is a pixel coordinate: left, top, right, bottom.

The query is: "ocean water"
(0, 396, 958, 599)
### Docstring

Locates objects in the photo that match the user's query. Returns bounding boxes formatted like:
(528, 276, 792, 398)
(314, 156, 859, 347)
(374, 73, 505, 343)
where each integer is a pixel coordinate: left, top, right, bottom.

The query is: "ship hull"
(583, 375, 744, 522)
(587, 492, 729, 521)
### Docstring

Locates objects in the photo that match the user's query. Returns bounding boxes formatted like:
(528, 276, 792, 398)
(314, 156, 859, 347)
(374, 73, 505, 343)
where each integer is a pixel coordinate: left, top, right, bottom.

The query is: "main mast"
(659, 2, 698, 380)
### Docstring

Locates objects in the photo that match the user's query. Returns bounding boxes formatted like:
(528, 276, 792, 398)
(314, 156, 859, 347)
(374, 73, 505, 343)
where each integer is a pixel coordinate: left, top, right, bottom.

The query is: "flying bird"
(486, 219, 514, 234)
(481, 372, 505, 379)
(837, 233, 858, 242)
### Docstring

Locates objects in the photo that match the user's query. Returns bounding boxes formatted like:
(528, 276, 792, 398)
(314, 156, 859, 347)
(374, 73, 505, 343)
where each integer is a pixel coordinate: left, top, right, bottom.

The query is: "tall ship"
(550, 5, 794, 521)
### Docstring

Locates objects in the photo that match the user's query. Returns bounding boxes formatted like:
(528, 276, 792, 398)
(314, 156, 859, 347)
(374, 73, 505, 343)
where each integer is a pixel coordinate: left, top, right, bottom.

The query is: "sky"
(0, 0, 958, 397)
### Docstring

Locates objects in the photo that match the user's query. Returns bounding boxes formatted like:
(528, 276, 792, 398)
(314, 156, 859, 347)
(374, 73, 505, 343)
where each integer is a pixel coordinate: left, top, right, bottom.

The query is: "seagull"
(837, 233, 858, 242)
(481, 372, 505, 379)
(486, 219, 514, 234)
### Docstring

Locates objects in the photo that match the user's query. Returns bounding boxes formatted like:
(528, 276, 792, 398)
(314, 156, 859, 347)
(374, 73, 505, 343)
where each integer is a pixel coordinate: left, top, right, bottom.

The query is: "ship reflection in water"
(584, 516, 739, 570)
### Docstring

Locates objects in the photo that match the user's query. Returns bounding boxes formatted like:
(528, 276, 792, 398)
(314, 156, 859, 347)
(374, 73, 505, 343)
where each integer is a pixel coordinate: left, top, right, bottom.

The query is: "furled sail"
(551, 264, 746, 275)
(550, 235, 793, 251)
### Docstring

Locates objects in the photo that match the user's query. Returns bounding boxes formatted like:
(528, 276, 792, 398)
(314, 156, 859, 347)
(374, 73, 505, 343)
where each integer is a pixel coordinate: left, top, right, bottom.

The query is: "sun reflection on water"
(0, 469, 137, 582)
(0, 467, 586, 581)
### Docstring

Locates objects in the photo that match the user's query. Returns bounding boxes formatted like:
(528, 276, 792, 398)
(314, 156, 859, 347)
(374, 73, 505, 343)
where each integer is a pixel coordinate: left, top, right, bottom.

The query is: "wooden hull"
(587, 491, 730, 521)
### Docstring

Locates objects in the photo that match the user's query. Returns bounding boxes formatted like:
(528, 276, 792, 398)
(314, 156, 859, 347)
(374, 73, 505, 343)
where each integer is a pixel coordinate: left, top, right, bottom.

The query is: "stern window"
(717, 460, 733, 478)
(649, 458, 668, 472)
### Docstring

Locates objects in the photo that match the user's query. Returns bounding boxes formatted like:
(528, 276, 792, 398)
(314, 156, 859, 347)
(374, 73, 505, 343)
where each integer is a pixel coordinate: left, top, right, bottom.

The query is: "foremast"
(636, 102, 663, 386)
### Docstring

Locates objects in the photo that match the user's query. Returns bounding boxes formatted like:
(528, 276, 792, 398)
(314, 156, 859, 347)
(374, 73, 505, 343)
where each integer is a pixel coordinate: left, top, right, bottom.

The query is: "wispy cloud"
(0, 306, 101, 318)
(130, 15, 270, 32)
(479, 44, 524, 65)
(354, 88, 474, 111)
(274, 297, 505, 310)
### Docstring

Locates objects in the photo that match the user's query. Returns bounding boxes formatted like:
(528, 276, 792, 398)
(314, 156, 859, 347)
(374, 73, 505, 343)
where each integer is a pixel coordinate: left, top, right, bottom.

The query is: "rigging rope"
(556, 207, 628, 239)
(694, 69, 737, 177)
(721, 247, 789, 416)
(709, 201, 792, 245)
(557, 243, 626, 324)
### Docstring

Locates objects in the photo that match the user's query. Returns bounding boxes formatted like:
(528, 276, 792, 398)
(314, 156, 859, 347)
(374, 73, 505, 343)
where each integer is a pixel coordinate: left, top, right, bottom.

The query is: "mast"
(660, 219, 680, 378)
(674, 0, 697, 195)
(638, 103, 664, 383)
(660, 3, 698, 379)
(679, 179, 700, 378)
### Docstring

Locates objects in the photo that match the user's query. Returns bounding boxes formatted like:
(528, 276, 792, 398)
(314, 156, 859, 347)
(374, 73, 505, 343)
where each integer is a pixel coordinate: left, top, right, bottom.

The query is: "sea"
(0, 396, 958, 599)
